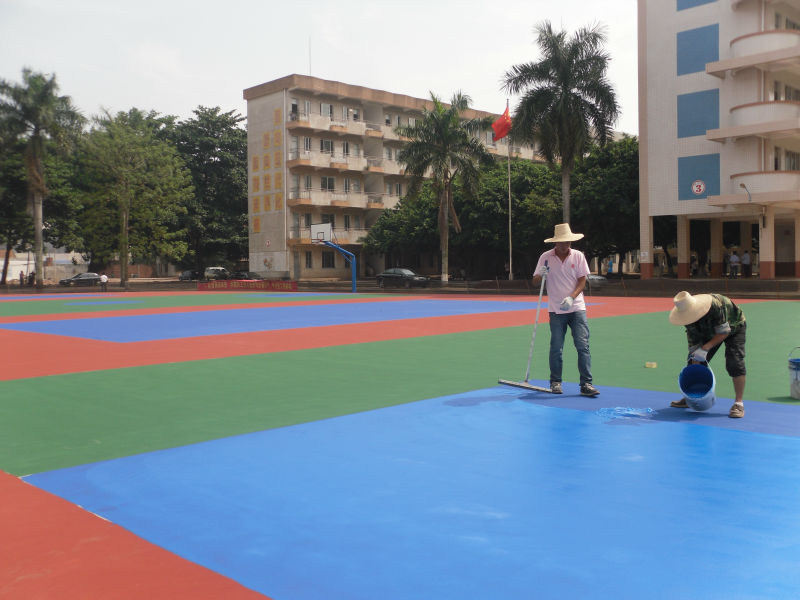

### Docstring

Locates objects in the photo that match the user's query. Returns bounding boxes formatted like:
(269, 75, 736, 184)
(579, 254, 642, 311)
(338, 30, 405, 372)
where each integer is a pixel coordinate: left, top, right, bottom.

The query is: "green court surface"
(0, 292, 382, 318)
(0, 298, 796, 477)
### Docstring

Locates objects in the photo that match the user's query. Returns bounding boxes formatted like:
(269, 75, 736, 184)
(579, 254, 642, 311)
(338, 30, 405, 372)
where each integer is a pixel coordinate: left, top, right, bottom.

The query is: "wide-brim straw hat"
(544, 223, 584, 243)
(669, 291, 713, 325)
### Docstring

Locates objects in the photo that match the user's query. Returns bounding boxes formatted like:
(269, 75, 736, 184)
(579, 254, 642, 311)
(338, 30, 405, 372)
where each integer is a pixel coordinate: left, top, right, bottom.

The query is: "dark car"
(178, 270, 202, 281)
(376, 268, 428, 289)
(232, 271, 264, 280)
(59, 272, 101, 286)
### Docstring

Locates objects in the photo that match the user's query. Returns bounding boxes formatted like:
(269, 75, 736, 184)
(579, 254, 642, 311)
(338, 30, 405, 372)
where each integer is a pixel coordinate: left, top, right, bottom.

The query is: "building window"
(263, 154, 271, 169)
(787, 17, 800, 31)
(385, 113, 392, 126)
(776, 13, 783, 29)
(263, 174, 271, 190)
(304, 136, 312, 152)
(354, 215, 361, 229)
(408, 117, 416, 127)
(321, 213, 335, 228)
(786, 150, 800, 171)
(320, 138, 333, 154)
(351, 108, 360, 121)
(322, 251, 335, 268)
(304, 175, 313, 190)
(786, 84, 800, 101)
(344, 214, 351, 230)
(321, 176, 335, 191)
(774, 80, 783, 101)
(344, 178, 350, 193)
(395, 182, 402, 196)
(349, 178, 361, 193)
(290, 136, 299, 154)
(320, 102, 333, 118)
(384, 147, 393, 160)
(304, 213, 312, 227)
(251, 156, 260, 171)
(305, 251, 312, 268)
(775, 147, 783, 170)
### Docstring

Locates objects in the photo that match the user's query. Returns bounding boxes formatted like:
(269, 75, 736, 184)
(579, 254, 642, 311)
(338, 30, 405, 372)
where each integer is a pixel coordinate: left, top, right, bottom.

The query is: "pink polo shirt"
(535, 248, 590, 313)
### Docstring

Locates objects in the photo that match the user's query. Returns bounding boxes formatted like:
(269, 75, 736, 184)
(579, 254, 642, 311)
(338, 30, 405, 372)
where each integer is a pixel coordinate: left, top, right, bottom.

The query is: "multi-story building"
(243, 74, 536, 280)
(639, 0, 800, 279)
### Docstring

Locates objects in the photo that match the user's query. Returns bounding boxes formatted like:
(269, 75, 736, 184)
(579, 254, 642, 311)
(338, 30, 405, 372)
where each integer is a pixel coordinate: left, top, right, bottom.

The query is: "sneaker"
(580, 383, 600, 397)
(670, 398, 689, 408)
(729, 403, 745, 419)
(550, 382, 563, 394)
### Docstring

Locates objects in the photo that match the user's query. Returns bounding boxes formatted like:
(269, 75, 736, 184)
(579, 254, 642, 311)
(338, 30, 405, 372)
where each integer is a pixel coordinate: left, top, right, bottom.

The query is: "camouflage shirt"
(685, 294, 745, 348)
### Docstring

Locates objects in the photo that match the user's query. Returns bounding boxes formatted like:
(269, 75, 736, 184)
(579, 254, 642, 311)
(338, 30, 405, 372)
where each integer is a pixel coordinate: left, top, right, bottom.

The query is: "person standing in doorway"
(741, 250, 752, 278)
(729, 251, 740, 278)
(532, 223, 599, 397)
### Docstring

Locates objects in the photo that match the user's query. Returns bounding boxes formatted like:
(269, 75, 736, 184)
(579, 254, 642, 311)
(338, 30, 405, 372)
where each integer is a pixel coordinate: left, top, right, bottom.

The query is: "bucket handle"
(791, 347, 800, 360)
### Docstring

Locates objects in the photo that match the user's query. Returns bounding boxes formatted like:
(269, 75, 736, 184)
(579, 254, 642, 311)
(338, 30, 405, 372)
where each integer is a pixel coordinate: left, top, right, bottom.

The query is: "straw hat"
(669, 291, 713, 325)
(544, 223, 584, 243)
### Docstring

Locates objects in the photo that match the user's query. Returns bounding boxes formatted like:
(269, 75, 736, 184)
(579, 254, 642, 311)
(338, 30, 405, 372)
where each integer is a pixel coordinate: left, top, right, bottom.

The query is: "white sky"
(0, 0, 638, 134)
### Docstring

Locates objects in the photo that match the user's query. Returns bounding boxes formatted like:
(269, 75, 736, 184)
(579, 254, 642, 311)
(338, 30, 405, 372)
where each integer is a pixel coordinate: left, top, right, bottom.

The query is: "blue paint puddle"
(596, 406, 656, 420)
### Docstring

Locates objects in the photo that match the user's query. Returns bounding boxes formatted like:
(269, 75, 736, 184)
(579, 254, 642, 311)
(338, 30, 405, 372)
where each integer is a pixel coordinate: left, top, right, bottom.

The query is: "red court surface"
(0, 472, 270, 600)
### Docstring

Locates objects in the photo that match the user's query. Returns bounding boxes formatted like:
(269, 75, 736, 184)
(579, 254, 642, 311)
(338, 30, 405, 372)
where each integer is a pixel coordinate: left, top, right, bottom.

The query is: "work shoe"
(670, 398, 689, 408)
(580, 383, 600, 397)
(729, 403, 745, 419)
(550, 382, 563, 394)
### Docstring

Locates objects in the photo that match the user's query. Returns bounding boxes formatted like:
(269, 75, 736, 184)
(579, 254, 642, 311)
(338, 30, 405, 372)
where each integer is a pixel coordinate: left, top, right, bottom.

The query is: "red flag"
(492, 105, 512, 141)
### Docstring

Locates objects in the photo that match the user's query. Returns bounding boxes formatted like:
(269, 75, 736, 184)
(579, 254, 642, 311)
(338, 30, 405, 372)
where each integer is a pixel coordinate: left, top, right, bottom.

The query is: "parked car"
(232, 271, 264, 280)
(376, 268, 429, 289)
(203, 266, 231, 280)
(59, 272, 101, 286)
(178, 270, 202, 281)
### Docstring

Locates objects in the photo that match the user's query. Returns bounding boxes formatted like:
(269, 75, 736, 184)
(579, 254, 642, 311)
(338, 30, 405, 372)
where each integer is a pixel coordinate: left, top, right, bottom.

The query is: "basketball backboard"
(310, 222, 332, 243)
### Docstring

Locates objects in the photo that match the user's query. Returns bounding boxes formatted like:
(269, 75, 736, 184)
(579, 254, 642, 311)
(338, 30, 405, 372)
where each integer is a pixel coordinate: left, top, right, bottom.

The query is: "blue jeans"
(548, 310, 593, 385)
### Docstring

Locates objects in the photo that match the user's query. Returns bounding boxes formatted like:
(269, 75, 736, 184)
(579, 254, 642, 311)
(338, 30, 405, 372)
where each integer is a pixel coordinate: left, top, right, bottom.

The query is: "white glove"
(690, 348, 708, 363)
(534, 265, 549, 276)
(559, 296, 574, 311)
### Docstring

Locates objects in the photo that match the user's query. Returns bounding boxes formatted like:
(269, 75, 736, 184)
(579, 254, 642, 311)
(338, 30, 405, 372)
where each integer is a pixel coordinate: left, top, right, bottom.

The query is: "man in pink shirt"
(532, 223, 599, 396)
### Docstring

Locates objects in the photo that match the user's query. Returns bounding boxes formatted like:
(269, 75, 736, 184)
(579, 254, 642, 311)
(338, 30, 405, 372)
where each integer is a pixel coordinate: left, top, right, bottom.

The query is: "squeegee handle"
(524, 260, 547, 382)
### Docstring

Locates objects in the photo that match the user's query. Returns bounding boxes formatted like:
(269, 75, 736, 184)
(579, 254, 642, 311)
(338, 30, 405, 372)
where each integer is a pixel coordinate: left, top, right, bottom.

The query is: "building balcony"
(287, 189, 369, 209)
(365, 157, 384, 173)
(707, 170, 800, 208)
(287, 150, 367, 172)
(706, 101, 800, 141)
(287, 112, 368, 137)
(365, 123, 384, 138)
(707, 30, 800, 77)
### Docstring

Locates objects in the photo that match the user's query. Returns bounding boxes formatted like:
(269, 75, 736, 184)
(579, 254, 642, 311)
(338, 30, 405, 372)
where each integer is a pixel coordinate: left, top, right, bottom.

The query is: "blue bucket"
(790, 347, 800, 400)
(678, 363, 716, 411)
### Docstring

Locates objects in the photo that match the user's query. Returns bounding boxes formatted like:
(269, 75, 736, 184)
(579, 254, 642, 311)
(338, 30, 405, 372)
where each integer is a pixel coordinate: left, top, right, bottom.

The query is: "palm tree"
(0, 69, 84, 287)
(503, 21, 619, 223)
(396, 92, 493, 282)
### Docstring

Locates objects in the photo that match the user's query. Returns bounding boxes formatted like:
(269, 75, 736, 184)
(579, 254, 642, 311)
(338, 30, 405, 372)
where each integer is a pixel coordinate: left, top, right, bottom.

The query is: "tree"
(80, 110, 192, 286)
(169, 106, 248, 270)
(0, 69, 85, 287)
(503, 21, 619, 223)
(454, 158, 560, 278)
(396, 92, 494, 282)
(571, 136, 639, 262)
(0, 142, 33, 284)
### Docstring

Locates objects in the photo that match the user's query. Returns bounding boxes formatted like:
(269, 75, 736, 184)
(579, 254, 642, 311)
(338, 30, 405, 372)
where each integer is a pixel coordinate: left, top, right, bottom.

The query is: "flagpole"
(506, 101, 513, 281)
